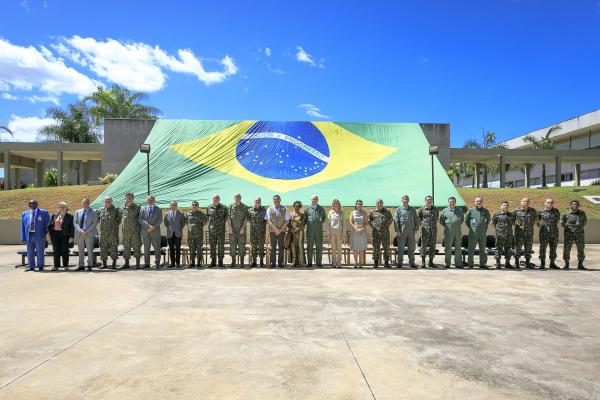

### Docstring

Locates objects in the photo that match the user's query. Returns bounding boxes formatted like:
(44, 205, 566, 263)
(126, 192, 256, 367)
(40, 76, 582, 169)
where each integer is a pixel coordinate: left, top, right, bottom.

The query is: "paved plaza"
(1, 244, 599, 399)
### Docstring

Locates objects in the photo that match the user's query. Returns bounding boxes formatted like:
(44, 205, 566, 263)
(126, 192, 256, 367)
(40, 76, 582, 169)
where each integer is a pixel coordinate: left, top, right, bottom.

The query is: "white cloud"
(1, 92, 59, 105)
(295, 46, 325, 68)
(6, 115, 56, 142)
(58, 36, 238, 92)
(265, 47, 271, 57)
(0, 38, 98, 97)
(1, 93, 18, 100)
(298, 103, 329, 119)
(266, 63, 284, 74)
(296, 46, 315, 66)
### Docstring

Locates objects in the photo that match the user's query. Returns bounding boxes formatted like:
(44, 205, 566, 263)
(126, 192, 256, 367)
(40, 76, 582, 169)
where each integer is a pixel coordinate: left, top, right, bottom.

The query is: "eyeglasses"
(59, 205, 66, 208)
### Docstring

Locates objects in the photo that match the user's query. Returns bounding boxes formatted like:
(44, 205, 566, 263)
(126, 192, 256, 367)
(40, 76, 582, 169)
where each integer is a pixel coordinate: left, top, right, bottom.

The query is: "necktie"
(149, 206, 153, 217)
(81, 209, 86, 231)
(29, 209, 35, 233)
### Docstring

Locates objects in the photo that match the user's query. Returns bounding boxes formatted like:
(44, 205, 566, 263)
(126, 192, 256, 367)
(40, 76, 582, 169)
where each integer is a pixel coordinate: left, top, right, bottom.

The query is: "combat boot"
(260, 257, 264, 268)
(373, 261, 379, 268)
(549, 260, 560, 269)
(578, 260, 586, 270)
(409, 262, 418, 269)
(540, 259, 546, 269)
(135, 258, 141, 269)
(525, 257, 533, 269)
(231, 261, 236, 268)
(428, 257, 435, 269)
(495, 260, 501, 269)
(190, 257, 196, 269)
(100, 260, 108, 269)
(421, 256, 426, 268)
(239, 255, 245, 268)
(514, 258, 520, 269)
(563, 260, 570, 270)
(111, 259, 117, 269)
(384, 260, 391, 268)
(251, 257, 257, 268)
(479, 264, 489, 269)
(210, 259, 216, 268)
(218, 258, 224, 268)
(122, 259, 130, 269)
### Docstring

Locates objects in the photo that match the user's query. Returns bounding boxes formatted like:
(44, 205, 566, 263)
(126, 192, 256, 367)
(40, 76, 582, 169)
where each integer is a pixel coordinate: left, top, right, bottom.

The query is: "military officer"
(465, 197, 491, 269)
(228, 193, 250, 268)
(491, 200, 515, 269)
(121, 192, 141, 269)
(561, 200, 587, 270)
(207, 194, 228, 267)
(439, 196, 464, 269)
(249, 197, 267, 268)
(369, 199, 393, 268)
(97, 196, 122, 269)
(394, 195, 419, 268)
(418, 195, 439, 268)
(536, 198, 561, 269)
(306, 195, 326, 268)
(514, 197, 537, 269)
(185, 201, 207, 268)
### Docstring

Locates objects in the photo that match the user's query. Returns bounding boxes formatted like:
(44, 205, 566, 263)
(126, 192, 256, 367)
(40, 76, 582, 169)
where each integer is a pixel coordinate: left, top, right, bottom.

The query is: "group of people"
(20, 192, 589, 271)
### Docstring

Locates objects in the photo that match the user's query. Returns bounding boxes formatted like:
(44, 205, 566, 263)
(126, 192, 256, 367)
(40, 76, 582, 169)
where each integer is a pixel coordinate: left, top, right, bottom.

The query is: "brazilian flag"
(92, 120, 464, 208)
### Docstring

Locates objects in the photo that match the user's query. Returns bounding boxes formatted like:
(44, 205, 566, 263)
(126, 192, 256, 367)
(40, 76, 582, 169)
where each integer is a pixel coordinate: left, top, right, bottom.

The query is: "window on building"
(546, 175, 555, 184)
(530, 177, 541, 185)
(561, 172, 573, 182)
(582, 168, 600, 180)
(514, 179, 525, 187)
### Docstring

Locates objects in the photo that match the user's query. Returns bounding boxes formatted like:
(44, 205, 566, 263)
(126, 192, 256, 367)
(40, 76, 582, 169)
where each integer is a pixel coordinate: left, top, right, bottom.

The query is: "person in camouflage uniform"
(492, 200, 515, 269)
(185, 201, 207, 268)
(97, 196, 122, 269)
(121, 192, 141, 269)
(394, 195, 420, 268)
(207, 194, 228, 267)
(248, 197, 267, 268)
(537, 198, 561, 269)
(561, 200, 587, 270)
(465, 197, 491, 269)
(514, 197, 537, 269)
(418, 195, 439, 268)
(228, 193, 250, 268)
(439, 196, 464, 269)
(369, 199, 393, 268)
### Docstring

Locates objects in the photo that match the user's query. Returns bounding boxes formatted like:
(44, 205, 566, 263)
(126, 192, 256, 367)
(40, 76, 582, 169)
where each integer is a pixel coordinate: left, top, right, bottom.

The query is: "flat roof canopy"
(450, 148, 600, 164)
(0, 143, 104, 168)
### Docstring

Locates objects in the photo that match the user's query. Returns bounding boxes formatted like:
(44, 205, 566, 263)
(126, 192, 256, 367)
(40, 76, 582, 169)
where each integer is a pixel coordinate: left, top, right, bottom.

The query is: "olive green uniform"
(97, 204, 122, 265)
(561, 209, 586, 265)
(465, 206, 490, 267)
(439, 207, 464, 267)
(229, 202, 250, 265)
(369, 208, 393, 265)
(121, 202, 141, 262)
(394, 206, 419, 266)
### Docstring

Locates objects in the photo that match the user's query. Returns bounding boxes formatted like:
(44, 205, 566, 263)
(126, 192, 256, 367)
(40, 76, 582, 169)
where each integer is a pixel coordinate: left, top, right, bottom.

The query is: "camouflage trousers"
(539, 229, 558, 261)
(209, 231, 225, 260)
(230, 232, 247, 262)
(495, 235, 513, 261)
(372, 229, 390, 263)
(122, 230, 141, 260)
(250, 230, 266, 259)
(188, 235, 203, 263)
(100, 232, 118, 261)
(563, 230, 585, 261)
(514, 228, 533, 259)
(420, 228, 437, 258)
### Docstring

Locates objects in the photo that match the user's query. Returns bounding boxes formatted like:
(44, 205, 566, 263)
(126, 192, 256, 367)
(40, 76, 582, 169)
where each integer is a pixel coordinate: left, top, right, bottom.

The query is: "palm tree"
(462, 139, 481, 187)
(0, 126, 14, 141)
(85, 84, 161, 125)
(447, 163, 463, 185)
(39, 102, 101, 185)
(523, 125, 561, 187)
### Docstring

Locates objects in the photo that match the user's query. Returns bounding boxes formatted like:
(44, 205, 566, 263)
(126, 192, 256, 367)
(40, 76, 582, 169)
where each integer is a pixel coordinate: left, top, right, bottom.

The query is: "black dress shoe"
(317, 263, 323, 268)
(307, 263, 313, 268)
(76, 266, 85, 271)
(86, 266, 92, 271)
(409, 263, 418, 269)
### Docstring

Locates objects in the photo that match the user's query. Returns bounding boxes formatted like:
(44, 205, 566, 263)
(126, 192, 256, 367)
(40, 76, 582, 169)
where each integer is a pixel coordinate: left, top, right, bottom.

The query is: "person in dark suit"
(164, 200, 186, 268)
(20, 199, 50, 271)
(139, 195, 163, 269)
(47, 201, 75, 271)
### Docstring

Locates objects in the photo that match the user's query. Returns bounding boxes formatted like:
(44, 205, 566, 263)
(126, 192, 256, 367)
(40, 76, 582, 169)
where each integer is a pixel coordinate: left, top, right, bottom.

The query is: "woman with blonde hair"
(327, 199, 345, 268)
(47, 201, 74, 271)
(289, 200, 307, 267)
(349, 199, 369, 268)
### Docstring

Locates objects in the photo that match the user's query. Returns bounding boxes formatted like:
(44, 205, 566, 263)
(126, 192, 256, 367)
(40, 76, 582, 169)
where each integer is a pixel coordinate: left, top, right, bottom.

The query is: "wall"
(103, 119, 156, 176)
(420, 123, 450, 169)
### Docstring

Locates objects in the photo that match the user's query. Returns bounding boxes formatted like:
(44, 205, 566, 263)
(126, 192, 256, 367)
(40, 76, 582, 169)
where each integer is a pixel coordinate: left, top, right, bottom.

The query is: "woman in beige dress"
(327, 199, 345, 268)
(289, 201, 307, 267)
(350, 199, 369, 268)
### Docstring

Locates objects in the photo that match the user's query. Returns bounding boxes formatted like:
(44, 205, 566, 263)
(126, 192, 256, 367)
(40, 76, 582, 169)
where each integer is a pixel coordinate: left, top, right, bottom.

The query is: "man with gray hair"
(465, 196, 490, 269)
(74, 198, 98, 271)
(164, 200, 185, 268)
(121, 192, 142, 269)
(228, 193, 249, 268)
(97, 195, 122, 269)
(306, 194, 326, 267)
(139, 195, 163, 269)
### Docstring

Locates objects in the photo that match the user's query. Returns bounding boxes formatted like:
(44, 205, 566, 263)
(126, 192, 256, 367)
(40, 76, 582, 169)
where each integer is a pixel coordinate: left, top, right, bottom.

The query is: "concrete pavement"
(1, 244, 599, 399)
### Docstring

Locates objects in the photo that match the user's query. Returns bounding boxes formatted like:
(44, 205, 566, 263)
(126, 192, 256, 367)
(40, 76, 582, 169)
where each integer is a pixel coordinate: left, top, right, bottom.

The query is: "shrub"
(43, 168, 70, 187)
(99, 172, 118, 185)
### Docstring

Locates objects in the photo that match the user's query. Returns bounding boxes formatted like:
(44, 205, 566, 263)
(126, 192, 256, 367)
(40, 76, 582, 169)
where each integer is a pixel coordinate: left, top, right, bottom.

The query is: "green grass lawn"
(0, 185, 599, 219)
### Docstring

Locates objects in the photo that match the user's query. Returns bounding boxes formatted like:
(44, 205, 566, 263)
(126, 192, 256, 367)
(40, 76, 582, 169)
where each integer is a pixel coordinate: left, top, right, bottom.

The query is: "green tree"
(85, 84, 160, 125)
(462, 130, 507, 188)
(523, 125, 561, 187)
(39, 102, 101, 185)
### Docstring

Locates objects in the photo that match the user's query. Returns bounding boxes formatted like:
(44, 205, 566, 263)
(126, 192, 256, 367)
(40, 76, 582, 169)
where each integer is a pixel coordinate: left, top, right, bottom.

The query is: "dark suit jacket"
(48, 212, 75, 238)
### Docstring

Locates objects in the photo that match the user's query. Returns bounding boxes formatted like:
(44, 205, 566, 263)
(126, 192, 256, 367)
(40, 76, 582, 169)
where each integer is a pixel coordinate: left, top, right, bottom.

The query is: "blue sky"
(1, 0, 599, 147)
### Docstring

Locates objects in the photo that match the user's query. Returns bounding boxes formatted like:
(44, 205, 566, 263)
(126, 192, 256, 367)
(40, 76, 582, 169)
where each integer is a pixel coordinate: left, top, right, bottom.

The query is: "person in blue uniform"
(20, 199, 50, 271)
